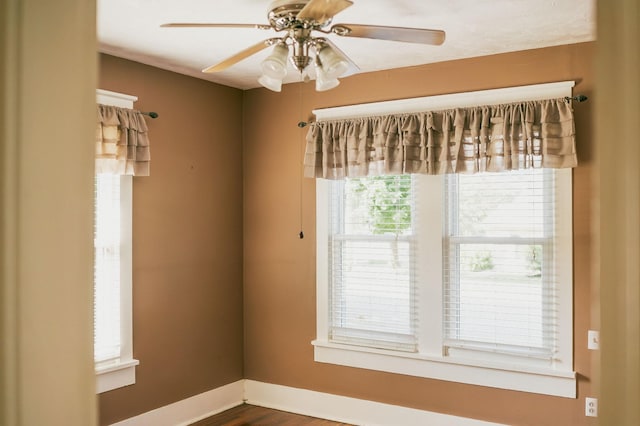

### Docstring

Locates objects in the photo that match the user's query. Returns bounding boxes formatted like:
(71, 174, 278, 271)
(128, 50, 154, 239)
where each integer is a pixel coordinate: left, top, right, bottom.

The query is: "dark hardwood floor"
(189, 404, 354, 426)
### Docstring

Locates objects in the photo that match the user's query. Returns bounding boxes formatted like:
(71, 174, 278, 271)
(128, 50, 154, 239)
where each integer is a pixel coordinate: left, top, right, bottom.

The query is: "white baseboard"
(111, 379, 504, 426)
(244, 380, 504, 426)
(109, 380, 244, 426)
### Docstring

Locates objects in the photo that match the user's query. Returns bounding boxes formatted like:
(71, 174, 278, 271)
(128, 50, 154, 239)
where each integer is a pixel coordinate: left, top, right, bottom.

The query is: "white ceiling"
(98, 0, 596, 90)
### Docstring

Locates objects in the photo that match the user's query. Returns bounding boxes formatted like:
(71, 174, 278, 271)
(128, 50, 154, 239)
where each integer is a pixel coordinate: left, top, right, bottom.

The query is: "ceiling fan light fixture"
(261, 42, 289, 79)
(258, 74, 283, 92)
(317, 45, 349, 79)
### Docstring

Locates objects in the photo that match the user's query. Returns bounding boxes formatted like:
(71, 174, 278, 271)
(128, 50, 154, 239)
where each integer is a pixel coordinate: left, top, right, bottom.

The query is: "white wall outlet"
(588, 330, 600, 350)
(585, 397, 598, 417)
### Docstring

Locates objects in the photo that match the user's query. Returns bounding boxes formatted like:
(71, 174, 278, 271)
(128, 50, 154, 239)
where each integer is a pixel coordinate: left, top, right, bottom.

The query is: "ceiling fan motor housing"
(267, 0, 329, 72)
(268, 0, 330, 31)
(290, 37, 313, 71)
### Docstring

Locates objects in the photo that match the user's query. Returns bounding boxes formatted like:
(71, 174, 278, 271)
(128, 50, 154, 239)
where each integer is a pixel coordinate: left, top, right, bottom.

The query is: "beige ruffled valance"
(96, 104, 150, 176)
(304, 98, 577, 179)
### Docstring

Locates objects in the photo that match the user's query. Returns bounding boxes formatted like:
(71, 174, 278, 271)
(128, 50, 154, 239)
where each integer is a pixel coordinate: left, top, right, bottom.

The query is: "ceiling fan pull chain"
(298, 77, 306, 239)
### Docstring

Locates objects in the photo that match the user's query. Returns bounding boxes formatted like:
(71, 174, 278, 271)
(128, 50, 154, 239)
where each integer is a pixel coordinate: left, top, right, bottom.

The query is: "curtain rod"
(565, 95, 588, 102)
(141, 111, 159, 119)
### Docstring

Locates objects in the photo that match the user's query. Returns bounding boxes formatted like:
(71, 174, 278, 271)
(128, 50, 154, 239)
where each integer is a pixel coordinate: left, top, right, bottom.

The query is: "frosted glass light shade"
(317, 46, 349, 79)
(261, 43, 289, 79)
(315, 63, 340, 91)
(258, 74, 283, 92)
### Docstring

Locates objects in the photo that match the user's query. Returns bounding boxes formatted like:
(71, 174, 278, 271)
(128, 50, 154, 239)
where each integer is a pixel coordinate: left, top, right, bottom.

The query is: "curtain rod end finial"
(565, 95, 588, 103)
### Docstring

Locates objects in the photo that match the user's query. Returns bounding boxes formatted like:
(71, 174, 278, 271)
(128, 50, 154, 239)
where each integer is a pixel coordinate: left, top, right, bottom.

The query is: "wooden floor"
(189, 404, 354, 426)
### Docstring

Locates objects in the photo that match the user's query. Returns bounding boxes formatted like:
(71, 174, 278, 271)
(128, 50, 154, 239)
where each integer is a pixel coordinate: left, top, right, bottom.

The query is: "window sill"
(312, 340, 576, 398)
(95, 358, 139, 394)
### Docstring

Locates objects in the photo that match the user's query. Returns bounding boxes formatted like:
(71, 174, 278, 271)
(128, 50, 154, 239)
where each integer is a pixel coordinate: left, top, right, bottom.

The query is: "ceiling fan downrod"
(289, 30, 313, 72)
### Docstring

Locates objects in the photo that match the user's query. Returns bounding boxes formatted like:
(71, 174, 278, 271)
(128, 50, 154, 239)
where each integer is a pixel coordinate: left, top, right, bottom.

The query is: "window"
(95, 89, 139, 393)
(443, 170, 566, 364)
(328, 175, 417, 352)
(94, 174, 124, 363)
(313, 83, 576, 398)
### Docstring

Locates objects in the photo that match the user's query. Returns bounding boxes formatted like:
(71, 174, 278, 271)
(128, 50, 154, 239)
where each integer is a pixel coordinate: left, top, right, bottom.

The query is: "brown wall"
(98, 55, 245, 425)
(243, 42, 596, 426)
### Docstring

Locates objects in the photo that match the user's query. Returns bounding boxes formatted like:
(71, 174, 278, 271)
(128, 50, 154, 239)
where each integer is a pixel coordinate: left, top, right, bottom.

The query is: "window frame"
(312, 82, 576, 398)
(95, 89, 139, 393)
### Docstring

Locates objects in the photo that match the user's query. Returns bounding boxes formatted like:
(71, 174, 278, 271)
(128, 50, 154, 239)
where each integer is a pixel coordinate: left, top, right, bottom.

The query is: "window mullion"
(416, 175, 443, 355)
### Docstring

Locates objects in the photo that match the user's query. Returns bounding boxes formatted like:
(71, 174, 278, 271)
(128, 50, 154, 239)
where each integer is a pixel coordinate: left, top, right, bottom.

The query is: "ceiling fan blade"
(297, 0, 353, 24)
(331, 24, 445, 45)
(161, 23, 272, 30)
(317, 38, 360, 77)
(202, 38, 280, 73)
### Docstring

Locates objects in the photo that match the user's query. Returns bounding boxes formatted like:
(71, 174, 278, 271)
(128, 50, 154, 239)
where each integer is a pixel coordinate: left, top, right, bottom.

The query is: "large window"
(313, 83, 575, 398)
(95, 89, 139, 393)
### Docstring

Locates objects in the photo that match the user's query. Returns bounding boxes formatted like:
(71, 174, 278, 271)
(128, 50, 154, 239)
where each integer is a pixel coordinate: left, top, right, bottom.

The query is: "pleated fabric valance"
(96, 104, 151, 176)
(304, 98, 577, 179)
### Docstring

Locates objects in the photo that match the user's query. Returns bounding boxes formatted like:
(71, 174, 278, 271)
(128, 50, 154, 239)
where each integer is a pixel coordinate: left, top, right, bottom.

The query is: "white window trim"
(312, 81, 576, 398)
(95, 89, 139, 393)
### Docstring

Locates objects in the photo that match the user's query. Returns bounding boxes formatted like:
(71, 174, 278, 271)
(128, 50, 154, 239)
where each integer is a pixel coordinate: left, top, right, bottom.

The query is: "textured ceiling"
(98, 0, 596, 90)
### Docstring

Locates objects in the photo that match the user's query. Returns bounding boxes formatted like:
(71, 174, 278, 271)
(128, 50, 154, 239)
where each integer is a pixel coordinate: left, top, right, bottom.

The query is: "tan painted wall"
(2, 0, 98, 424)
(243, 42, 596, 426)
(97, 55, 245, 425)
(596, 0, 640, 423)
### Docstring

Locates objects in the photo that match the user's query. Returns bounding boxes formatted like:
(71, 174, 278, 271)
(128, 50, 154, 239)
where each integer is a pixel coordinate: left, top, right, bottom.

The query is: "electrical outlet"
(588, 330, 599, 350)
(585, 397, 598, 417)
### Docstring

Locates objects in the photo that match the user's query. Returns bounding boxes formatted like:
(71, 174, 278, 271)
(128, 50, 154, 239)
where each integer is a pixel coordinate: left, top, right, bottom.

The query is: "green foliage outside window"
(351, 175, 412, 235)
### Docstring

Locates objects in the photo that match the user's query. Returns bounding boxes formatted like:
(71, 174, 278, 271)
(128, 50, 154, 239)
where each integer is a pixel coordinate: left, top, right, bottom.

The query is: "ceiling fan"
(162, 0, 445, 92)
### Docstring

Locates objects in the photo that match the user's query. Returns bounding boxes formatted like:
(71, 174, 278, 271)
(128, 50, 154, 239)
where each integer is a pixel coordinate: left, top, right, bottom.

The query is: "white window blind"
(93, 171, 137, 393)
(94, 173, 122, 363)
(328, 175, 418, 351)
(443, 169, 558, 360)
